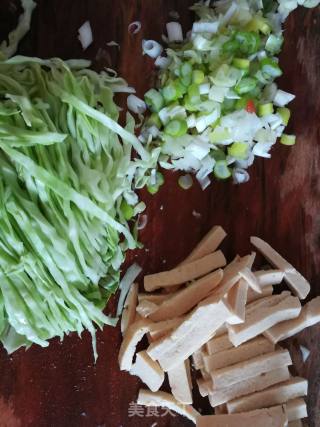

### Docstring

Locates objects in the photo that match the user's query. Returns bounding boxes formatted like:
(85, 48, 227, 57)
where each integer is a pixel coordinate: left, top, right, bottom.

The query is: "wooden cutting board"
(0, 1, 319, 426)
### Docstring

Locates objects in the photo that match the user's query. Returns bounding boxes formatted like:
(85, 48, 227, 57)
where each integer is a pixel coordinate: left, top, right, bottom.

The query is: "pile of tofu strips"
(118, 226, 320, 426)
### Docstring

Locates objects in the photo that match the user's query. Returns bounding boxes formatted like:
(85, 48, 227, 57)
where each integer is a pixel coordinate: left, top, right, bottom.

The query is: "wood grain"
(0, 1, 319, 426)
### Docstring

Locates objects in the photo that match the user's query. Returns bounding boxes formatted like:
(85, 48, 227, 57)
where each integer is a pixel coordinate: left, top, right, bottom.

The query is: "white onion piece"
(199, 83, 211, 95)
(116, 263, 142, 316)
(137, 214, 148, 230)
(233, 168, 250, 184)
(178, 174, 193, 190)
(142, 39, 163, 58)
(192, 21, 219, 33)
(166, 22, 184, 42)
(273, 89, 295, 107)
(300, 345, 310, 362)
(78, 21, 93, 50)
(128, 21, 141, 35)
(220, 2, 238, 27)
(155, 56, 170, 69)
(197, 175, 211, 190)
(127, 94, 146, 114)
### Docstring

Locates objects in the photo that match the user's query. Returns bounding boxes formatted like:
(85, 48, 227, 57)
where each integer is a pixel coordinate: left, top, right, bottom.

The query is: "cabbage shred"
(0, 57, 151, 358)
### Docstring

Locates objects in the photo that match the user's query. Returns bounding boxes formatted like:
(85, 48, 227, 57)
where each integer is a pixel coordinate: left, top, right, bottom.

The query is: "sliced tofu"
(192, 348, 206, 370)
(168, 359, 193, 404)
(144, 251, 226, 291)
(286, 398, 307, 421)
(130, 351, 164, 392)
(200, 256, 252, 307)
(255, 270, 284, 287)
(210, 349, 292, 389)
(204, 336, 275, 372)
(138, 293, 174, 304)
(149, 317, 186, 341)
(149, 269, 224, 322)
(215, 323, 228, 337)
(121, 283, 138, 335)
(208, 367, 290, 407)
(206, 334, 233, 355)
(136, 300, 158, 317)
(197, 377, 212, 397)
(250, 237, 310, 299)
(264, 296, 320, 343)
(247, 285, 273, 303)
(228, 293, 302, 347)
(147, 299, 232, 371)
(118, 319, 152, 371)
(239, 268, 262, 293)
(182, 225, 227, 265)
(224, 279, 248, 324)
(197, 406, 287, 427)
(137, 389, 200, 424)
(227, 377, 308, 414)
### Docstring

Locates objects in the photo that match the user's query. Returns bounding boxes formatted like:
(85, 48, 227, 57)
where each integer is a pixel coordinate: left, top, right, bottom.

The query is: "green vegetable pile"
(141, 0, 318, 188)
(0, 56, 150, 358)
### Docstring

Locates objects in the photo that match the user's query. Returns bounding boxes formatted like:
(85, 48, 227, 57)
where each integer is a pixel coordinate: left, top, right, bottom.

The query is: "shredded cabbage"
(0, 57, 155, 359)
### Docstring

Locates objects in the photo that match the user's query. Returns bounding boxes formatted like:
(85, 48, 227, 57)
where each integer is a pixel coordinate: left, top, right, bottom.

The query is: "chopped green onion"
(245, 16, 271, 35)
(260, 58, 282, 77)
(187, 84, 201, 104)
(147, 172, 165, 194)
(228, 142, 249, 159)
(280, 134, 296, 146)
(211, 148, 226, 161)
(277, 107, 291, 125)
(162, 79, 186, 103)
(213, 160, 232, 179)
(222, 38, 240, 54)
(180, 62, 193, 86)
(235, 31, 261, 54)
(144, 89, 164, 112)
(210, 127, 231, 143)
(147, 112, 162, 128)
(192, 69, 205, 84)
(232, 58, 250, 70)
(235, 77, 257, 95)
(164, 119, 188, 137)
(121, 200, 134, 220)
(265, 34, 284, 54)
(258, 102, 274, 116)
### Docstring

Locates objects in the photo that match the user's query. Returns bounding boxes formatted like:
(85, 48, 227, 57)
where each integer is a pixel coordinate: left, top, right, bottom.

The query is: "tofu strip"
(147, 299, 232, 371)
(210, 349, 292, 389)
(239, 268, 262, 293)
(206, 334, 233, 355)
(224, 279, 248, 324)
(144, 250, 226, 291)
(197, 406, 288, 427)
(204, 336, 275, 372)
(250, 237, 310, 299)
(168, 359, 193, 404)
(264, 296, 320, 343)
(247, 285, 273, 303)
(208, 367, 290, 406)
(227, 377, 308, 414)
(255, 270, 284, 287)
(286, 398, 308, 421)
(149, 269, 223, 322)
(228, 293, 301, 347)
(137, 389, 200, 424)
(130, 351, 164, 392)
(182, 225, 227, 265)
(288, 420, 303, 427)
(118, 319, 151, 371)
(149, 317, 186, 341)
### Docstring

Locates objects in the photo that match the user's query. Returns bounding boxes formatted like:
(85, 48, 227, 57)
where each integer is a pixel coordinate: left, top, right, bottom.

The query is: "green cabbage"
(0, 56, 151, 359)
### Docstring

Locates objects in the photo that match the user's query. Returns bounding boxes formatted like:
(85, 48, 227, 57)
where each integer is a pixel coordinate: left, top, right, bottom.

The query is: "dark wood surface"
(0, 1, 319, 426)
